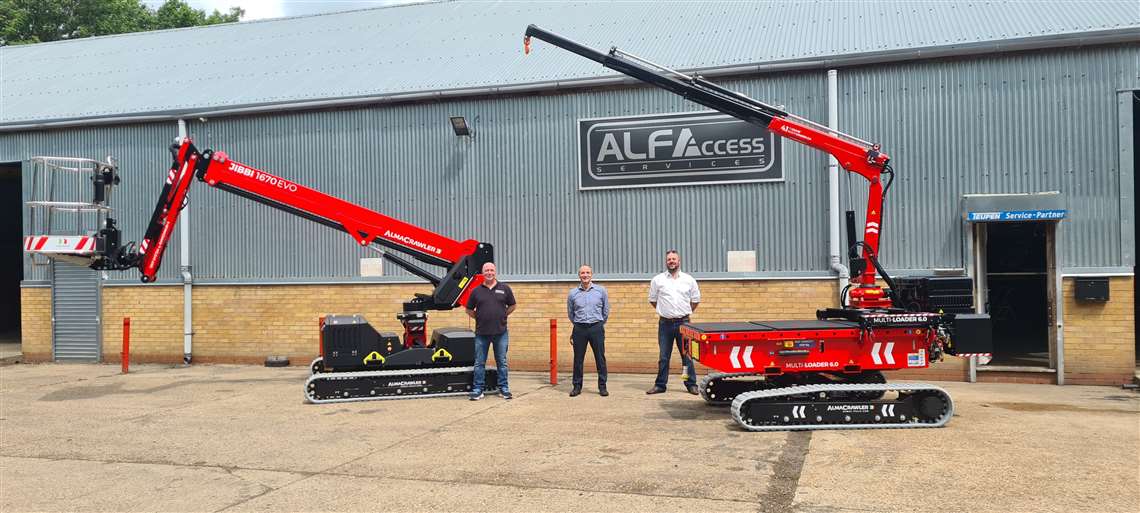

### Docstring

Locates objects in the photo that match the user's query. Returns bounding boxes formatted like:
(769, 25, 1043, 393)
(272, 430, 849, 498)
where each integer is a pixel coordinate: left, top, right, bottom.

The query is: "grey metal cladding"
(4, 25, 1137, 281)
(3, 0, 1138, 127)
(837, 44, 1139, 270)
(3, 123, 184, 283)
(185, 69, 830, 280)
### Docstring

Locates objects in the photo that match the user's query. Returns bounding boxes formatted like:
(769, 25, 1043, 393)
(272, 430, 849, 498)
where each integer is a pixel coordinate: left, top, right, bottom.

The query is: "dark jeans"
(571, 322, 607, 388)
(472, 331, 509, 394)
(654, 318, 696, 389)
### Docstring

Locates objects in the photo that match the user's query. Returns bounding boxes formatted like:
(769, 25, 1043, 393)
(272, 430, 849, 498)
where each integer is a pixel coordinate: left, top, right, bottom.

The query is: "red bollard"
(121, 317, 130, 374)
(549, 318, 558, 385)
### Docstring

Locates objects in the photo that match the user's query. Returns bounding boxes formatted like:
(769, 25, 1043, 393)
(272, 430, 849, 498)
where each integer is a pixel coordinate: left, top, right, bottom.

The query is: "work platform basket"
(23, 156, 119, 267)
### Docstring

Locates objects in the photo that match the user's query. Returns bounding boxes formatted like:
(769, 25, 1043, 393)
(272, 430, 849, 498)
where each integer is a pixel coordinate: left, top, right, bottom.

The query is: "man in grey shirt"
(567, 265, 610, 397)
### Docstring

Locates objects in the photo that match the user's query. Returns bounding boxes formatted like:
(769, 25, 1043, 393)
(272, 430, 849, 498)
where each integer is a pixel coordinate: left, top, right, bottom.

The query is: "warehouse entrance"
(984, 222, 1053, 367)
(0, 162, 22, 350)
(963, 192, 1066, 382)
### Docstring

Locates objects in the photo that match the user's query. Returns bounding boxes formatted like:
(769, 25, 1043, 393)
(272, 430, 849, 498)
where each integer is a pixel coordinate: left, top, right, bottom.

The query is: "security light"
(450, 116, 472, 137)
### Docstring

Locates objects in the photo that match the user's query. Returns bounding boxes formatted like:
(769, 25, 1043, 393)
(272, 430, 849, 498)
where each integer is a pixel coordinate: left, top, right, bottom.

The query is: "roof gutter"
(3, 27, 1138, 132)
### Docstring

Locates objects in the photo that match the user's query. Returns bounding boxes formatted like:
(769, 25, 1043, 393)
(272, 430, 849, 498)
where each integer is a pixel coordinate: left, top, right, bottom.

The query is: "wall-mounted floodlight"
(450, 116, 473, 137)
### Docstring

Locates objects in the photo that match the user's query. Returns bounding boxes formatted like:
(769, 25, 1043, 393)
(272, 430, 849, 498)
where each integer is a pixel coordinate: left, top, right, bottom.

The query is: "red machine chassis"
(680, 319, 937, 377)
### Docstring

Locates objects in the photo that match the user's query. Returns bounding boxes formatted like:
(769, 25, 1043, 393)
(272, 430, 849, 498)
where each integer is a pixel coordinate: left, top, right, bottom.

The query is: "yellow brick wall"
(20, 276, 1137, 385)
(101, 285, 185, 364)
(1062, 276, 1135, 385)
(70, 279, 845, 371)
(19, 287, 50, 361)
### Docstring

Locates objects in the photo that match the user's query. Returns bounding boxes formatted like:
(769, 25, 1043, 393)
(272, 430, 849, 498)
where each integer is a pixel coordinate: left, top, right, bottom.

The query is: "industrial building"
(2, 1, 1137, 385)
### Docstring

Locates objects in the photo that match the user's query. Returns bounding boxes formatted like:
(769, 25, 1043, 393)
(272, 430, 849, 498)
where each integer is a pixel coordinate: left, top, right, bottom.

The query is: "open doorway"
(0, 162, 22, 350)
(985, 222, 1051, 367)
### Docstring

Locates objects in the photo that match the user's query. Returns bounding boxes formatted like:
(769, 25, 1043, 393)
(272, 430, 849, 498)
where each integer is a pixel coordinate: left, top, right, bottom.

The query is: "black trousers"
(571, 322, 608, 388)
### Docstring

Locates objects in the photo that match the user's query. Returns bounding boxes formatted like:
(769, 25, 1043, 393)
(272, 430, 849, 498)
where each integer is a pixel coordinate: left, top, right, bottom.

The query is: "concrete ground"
(0, 329, 20, 364)
(0, 364, 1136, 513)
(0, 342, 21, 364)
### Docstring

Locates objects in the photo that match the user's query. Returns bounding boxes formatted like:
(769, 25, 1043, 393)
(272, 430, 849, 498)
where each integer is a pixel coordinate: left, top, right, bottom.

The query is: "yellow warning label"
(432, 348, 453, 362)
(363, 351, 386, 365)
(458, 277, 470, 289)
(690, 340, 700, 361)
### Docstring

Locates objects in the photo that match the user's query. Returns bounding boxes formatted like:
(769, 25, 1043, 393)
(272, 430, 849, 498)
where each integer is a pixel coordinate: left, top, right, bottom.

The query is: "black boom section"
(524, 25, 786, 130)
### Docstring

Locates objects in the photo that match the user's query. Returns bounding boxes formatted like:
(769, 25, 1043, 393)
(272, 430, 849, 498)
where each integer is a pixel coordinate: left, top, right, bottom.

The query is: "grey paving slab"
(793, 383, 1140, 513)
(0, 363, 1137, 513)
(225, 474, 757, 513)
(0, 456, 303, 513)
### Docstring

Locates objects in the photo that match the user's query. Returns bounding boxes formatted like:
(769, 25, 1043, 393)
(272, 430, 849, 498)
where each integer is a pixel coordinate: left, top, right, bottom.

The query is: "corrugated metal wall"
(3, 122, 182, 282)
(3, 43, 1136, 283)
(840, 44, 1138, 270)
(186, 69, 831, 281)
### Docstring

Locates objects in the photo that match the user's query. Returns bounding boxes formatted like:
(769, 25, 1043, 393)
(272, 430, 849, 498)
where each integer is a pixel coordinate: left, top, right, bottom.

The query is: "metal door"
(50, 260, 101, 361)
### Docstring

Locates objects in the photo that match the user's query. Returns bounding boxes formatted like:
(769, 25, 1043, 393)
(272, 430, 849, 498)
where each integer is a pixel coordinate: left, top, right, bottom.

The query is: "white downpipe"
(178, 119, 193, 364)
(827, 69, 848, 305)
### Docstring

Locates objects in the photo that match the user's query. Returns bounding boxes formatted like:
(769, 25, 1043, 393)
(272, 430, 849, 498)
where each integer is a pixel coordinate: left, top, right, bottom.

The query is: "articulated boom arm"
(124, 138, 492, 311)
(524, 25, 895, 307)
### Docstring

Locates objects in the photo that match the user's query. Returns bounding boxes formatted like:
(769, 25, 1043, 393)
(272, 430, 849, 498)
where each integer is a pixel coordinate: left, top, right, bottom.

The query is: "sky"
(147, 1, 424, 21)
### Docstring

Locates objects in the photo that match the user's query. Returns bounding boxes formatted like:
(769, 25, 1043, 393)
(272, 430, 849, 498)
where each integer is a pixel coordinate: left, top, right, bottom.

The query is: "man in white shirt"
(646, 250, 701, 395)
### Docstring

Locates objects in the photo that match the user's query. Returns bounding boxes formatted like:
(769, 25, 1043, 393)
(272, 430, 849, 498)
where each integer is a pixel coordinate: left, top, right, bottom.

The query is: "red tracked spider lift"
(26, 139, 496, 403)
(525, 26, 992, 431)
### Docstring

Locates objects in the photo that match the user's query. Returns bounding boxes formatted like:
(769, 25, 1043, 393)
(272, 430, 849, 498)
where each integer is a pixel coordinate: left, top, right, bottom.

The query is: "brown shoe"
(646, 386, 666, 395)
(599, 387, 609, 397)
(686, 384, 699, 395)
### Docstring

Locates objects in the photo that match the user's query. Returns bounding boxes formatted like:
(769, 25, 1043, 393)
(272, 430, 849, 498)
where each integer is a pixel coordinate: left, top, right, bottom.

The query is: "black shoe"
(569, 387, 581, 397)
(646, 386, 666, 395)
(598, 387, 609, 397)
(686, 384, 699, 395)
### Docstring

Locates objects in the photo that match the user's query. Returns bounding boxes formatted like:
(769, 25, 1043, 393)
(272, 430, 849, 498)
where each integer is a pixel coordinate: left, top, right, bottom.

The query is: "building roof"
(2, 0, 1138, 129)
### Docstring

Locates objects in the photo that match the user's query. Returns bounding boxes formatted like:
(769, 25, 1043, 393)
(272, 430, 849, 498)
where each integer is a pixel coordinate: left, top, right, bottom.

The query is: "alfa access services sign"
(578, 111, 783, 190)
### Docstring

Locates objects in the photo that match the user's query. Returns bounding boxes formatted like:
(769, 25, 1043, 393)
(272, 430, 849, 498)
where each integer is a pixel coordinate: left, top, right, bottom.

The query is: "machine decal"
(907, 349, 926, 367)
(690, 340, 700, 361)
(431, 348, 453, 362)
(386, 379, 427, 387)
(729, 345, 755, 369)
(880, 404, 897, 417)
(784, 361, 839, 369)
(870, 342, 896, 365)
(790, 405, 808, 419)
(383, 229, 443, 255)
(363, 351, 386, 365)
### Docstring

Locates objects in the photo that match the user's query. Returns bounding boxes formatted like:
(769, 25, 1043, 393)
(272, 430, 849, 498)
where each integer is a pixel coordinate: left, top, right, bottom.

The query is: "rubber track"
(305, 365, 495, 404)
(698, 371, 764, 405)
(729, 382, 953, 432)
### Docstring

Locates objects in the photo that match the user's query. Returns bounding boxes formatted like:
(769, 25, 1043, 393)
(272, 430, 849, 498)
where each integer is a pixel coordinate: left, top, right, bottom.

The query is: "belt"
(660, 316, 690, 323)
(573, 321, 602, 327)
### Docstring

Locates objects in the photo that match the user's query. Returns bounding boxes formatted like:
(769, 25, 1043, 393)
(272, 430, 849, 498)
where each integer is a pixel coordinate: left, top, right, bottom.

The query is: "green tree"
(0, 0, 244, 45)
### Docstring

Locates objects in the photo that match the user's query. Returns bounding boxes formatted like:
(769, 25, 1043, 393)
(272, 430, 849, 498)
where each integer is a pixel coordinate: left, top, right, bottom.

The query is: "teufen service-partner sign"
(578, 111, 783, 190)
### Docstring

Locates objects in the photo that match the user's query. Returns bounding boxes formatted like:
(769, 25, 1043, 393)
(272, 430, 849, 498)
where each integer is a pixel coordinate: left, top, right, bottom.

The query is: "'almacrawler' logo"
(383, 230, 443, 255)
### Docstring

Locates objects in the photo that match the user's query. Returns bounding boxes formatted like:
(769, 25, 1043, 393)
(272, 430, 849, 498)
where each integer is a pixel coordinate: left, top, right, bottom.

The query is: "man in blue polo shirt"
(465, 262, 516, 401)
(567, 265, 610, 397)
